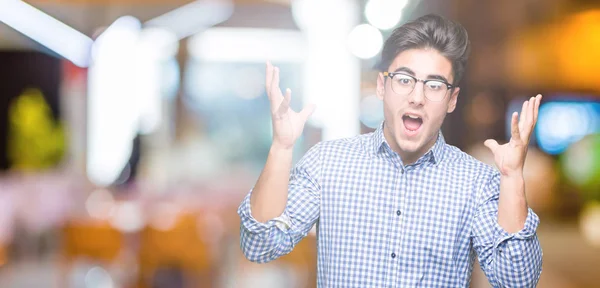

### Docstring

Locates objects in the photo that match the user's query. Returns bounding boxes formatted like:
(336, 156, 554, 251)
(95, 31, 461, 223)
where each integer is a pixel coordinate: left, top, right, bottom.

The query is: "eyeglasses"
(383, 72, 455, 102)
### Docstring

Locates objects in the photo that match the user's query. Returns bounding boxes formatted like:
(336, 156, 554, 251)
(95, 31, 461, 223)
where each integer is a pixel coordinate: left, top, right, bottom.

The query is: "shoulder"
(312, 131, 375, 158)
(440, 143, 500, 192)
(440, 145, 501, 208)
(442, 144, 497, 175)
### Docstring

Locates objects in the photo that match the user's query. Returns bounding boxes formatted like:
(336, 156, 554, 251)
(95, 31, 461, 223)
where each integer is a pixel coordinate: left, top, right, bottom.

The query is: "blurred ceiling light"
(0, 0, 93, 67)
(87, 16, 142, 187)
(348, 24, 383, 59)
(365, 0, 407, 30)
(136, 28, 179, 61)
(88, 17, 180, 187)
(292, 0, 358, 32)
(91, 16, 142, 63)
(188, 28, 306, 62)
(291, 0, 361, 140)
(134, 28, 178, 135)
(145, 0, 233, 40)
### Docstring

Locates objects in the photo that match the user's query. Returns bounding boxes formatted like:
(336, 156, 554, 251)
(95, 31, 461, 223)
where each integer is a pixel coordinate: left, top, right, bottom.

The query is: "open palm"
(266, 62, 316, 149)
(484, 95, 542, 177)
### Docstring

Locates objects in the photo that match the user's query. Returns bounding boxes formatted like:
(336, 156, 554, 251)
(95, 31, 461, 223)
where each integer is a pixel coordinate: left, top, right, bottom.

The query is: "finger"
(519, 100, 528, 132)
(533, 94, 542, 124)
(268, 66, 284, 109)
(511, 111, 521, 142)
(276, 88, 292, 116)
(484, 139, 499, 153)
(527, 96, 535, 126)
(299, 103, 317, 122)
(273, 66, 281, 94)
(265, 61, 273, 97)
(520, 96, 536, 137)
(268, 66, 282, 105)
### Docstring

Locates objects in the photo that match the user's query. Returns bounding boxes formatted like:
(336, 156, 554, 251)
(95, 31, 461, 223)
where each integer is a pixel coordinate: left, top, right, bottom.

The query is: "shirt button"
(391, 253, 396, 258)
(396, 210, 401, 216)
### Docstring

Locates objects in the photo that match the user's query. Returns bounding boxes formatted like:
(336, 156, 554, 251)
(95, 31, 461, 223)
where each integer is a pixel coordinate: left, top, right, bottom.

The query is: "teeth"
(407, 115, 420, 119)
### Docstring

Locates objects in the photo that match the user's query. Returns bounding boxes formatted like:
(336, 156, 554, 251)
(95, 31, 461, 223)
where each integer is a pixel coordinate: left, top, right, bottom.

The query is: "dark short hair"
(378, 14, 470, 85)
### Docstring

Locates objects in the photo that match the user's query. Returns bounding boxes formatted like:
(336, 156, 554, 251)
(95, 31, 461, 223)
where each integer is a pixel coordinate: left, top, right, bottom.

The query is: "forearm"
(498, 174, 528, 233)
(250, 143, 294, 223)
(486, 174, 542, 287)
(474, 171, 542, 287)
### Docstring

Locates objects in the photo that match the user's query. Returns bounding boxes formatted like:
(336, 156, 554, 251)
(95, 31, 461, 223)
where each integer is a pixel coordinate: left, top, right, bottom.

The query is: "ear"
(447, 87, 460, 113)
(376, 72, 385, 100)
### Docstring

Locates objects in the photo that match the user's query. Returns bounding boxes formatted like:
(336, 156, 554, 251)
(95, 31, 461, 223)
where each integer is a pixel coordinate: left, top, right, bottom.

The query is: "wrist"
(270, 142, 294, 155)
(500, 173, 525, 183)
(500, 173, 526, 199)
(499, 166, 523, 178)
(500, 172, 524, 182)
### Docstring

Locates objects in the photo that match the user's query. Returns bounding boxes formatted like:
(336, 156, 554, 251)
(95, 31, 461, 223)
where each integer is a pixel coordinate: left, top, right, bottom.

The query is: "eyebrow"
(393, 66, 451, 84)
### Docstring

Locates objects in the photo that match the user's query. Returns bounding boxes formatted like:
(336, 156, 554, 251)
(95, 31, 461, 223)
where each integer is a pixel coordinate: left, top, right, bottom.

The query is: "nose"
(407, 81, 426, 106)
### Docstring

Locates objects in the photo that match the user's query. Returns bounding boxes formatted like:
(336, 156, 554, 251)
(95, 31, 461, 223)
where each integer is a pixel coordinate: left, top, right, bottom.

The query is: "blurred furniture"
(137, 211, 217, 288)
(0, 243, 6, 268)
(60, 219, 125, 287)
(275, 234, 318, 288)
(62, 220, 123, 263)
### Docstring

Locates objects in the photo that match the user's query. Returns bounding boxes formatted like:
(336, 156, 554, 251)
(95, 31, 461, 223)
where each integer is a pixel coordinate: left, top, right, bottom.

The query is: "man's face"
(376, 48, 460, 163)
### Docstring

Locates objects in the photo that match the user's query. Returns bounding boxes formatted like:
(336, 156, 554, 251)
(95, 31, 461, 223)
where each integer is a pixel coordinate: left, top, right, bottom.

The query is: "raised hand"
(484, 94, 542, 177)
(266, 62, 316, 150)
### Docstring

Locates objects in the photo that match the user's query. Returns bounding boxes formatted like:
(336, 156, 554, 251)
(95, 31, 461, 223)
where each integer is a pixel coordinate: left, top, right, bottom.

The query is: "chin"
(393, 127, 423, 152)
(397, 137, 423, 154)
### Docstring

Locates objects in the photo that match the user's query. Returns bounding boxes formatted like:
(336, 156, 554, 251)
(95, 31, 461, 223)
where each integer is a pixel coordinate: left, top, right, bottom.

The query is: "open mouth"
(402, 114, 423, 134)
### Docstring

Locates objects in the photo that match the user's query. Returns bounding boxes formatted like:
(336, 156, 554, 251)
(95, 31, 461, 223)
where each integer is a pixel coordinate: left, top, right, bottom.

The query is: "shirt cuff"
(237, 190, 292, 235)
(494, 207, 539, 247)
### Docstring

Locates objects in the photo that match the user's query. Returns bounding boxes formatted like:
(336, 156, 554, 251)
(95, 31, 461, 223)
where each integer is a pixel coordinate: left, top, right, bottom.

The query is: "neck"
(383, 123, 438, 165)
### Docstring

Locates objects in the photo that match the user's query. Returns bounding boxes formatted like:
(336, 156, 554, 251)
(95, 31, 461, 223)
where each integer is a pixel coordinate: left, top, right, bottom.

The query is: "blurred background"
(0, 0, 599, 287)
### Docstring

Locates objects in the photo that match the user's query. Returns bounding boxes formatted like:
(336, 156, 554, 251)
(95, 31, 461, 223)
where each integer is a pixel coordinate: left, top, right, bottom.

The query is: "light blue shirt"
(238, 121, 542, 287)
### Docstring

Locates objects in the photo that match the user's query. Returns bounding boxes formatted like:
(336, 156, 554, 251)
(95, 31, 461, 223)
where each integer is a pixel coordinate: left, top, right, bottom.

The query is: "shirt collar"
(372, 121, 387, 155)
(371, 121, 446, 165)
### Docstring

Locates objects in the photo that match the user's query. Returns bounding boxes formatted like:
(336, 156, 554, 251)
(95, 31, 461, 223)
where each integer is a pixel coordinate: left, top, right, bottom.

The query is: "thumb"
(299, 103, 316, 122)
(484, 139, 499, 153)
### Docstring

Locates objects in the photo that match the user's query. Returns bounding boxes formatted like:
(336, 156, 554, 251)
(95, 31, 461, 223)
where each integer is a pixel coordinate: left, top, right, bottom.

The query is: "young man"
(238, 14, 543, 287)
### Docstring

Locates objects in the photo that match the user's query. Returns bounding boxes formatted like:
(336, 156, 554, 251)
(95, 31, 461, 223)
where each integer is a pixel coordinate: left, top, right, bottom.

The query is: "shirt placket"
(384, 150, 406, 287)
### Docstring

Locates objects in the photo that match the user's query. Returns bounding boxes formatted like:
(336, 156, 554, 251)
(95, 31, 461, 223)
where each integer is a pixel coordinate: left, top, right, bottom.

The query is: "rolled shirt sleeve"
(238, 143, 322, 263)
(472, 171, 543, 288)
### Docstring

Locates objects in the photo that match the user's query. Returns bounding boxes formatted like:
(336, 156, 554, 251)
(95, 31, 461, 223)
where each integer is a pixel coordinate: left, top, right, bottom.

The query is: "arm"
(480, 95, 544, 286)
(237, 143, 322, 263)
(237, 62, 318, 263)
(471, 171, 542, 288)
(498, 174, 527, 234)
(250, 143, 295, 223)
